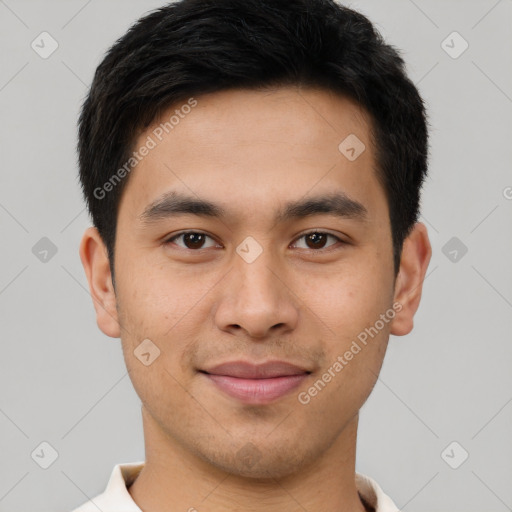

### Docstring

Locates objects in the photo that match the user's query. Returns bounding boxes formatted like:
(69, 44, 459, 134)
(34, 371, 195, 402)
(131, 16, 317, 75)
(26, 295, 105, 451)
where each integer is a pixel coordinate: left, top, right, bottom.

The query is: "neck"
(128, 407, 368, 512)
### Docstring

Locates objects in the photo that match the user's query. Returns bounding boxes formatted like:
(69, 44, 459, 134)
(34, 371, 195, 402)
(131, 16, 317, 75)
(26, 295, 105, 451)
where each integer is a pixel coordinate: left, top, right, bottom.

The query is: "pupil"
(185, 233, 204, 249)
(307, 233, 326, 249)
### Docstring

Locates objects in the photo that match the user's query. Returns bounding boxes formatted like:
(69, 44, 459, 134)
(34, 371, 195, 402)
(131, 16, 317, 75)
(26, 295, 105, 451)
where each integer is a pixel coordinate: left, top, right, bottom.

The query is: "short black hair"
(77, 0, 429, 280)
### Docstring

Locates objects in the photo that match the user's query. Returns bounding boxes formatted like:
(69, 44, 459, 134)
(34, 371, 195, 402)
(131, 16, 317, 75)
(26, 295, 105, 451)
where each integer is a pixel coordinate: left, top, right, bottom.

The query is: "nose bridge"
(233, 237, 284, 308)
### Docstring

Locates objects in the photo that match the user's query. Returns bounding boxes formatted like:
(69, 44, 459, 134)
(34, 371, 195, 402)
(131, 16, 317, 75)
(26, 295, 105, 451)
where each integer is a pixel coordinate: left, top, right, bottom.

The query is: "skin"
(80, 86, 431, 512)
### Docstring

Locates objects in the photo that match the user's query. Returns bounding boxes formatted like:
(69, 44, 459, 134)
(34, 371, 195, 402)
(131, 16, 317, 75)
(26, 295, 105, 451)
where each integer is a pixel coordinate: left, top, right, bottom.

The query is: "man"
(73, 0, 431, 510)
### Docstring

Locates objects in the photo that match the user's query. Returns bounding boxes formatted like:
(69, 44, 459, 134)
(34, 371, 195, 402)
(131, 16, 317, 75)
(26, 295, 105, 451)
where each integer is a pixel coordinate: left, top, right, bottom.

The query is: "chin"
(199, 440, 313, 481)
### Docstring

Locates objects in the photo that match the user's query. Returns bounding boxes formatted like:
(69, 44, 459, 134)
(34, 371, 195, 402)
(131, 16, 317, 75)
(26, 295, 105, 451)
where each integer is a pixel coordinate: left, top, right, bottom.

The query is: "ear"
(390, 222, 432, 336)
(79, 227, 121, 338)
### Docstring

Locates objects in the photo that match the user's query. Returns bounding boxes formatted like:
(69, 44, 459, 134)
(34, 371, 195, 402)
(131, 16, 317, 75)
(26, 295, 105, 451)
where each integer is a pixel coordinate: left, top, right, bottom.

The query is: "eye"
(163, 230, 346, 252)
(291, 231, 344, 251)
(164, 231, 219, 250)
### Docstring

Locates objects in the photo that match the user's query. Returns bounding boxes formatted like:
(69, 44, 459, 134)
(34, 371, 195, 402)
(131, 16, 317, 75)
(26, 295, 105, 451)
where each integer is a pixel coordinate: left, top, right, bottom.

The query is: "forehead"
(118, 86, 384, 224)
(152, 86, 371, 150)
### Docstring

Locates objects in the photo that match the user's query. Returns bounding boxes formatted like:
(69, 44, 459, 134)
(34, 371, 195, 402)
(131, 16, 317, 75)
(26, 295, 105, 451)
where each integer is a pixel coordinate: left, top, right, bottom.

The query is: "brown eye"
(165, 232, 218, 250)
(292, 231, 342, 251)
(182, 233, 206, 249)
(305, 232, 328, 249)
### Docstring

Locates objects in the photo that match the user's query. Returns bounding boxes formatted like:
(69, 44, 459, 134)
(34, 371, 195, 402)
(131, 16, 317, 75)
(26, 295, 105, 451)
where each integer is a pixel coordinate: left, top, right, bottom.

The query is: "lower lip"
(202, 373, 309, 404)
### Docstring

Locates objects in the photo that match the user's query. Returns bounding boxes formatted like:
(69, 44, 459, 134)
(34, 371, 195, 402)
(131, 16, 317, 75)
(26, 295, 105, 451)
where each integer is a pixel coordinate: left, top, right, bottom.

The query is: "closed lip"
(200, 360, 311, 379)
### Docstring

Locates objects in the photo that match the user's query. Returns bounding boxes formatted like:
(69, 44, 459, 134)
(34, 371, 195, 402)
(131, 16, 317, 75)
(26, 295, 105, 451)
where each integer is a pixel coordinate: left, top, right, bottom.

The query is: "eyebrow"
(139, 190, 368, 225)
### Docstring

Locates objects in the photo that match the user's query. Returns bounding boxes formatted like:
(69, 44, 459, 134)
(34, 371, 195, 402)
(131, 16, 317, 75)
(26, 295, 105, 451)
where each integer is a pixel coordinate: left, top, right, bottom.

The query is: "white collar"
(72, 461, 400, 512)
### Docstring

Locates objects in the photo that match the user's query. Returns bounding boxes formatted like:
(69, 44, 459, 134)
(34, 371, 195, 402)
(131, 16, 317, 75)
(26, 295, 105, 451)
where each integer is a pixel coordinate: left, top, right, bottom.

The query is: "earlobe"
(79, 227, 121, 338)
(390, 222, 432, 336)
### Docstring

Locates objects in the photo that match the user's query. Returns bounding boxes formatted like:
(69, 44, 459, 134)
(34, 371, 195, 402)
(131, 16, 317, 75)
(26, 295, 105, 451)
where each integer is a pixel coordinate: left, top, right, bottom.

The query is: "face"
(81, 86, 430, 479)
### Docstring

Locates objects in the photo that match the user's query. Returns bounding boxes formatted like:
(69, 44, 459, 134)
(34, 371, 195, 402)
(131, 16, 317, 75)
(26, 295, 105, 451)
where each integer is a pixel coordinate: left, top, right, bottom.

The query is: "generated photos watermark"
(93, 97, 198, 200)
(298, 301, 403, 405)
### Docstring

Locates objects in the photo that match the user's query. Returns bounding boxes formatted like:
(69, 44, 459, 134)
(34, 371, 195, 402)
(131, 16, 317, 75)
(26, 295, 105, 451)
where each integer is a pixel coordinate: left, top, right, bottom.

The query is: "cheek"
(301, 259, 394, 390)
(303, 261, 393, 330)
(115, 273, 197, 413)
(115, 262, 210, 374)
(119, 259, 196, 320)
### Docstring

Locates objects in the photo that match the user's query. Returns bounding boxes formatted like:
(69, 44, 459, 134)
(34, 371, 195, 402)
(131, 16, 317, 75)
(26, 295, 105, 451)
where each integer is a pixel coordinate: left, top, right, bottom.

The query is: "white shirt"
(70, 461, 400, 512)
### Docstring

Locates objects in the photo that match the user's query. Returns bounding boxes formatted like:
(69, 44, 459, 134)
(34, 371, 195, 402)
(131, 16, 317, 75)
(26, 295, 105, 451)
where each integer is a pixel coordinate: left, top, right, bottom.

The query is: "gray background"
(0, 0, 511, 511)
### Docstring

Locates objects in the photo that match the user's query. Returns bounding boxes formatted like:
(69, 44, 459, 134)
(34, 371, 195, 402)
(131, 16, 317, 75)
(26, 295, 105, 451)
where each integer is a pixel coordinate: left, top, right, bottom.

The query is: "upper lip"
(201, 360, 311, 379)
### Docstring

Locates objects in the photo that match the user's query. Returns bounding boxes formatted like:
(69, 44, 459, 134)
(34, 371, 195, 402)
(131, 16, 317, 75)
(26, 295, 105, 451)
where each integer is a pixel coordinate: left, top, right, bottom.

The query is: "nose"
(214, 247, 299, 339)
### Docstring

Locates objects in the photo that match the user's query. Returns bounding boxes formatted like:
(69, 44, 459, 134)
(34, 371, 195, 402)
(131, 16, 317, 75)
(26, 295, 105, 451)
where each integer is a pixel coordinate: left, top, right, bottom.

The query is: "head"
(79, 0, 431, 479)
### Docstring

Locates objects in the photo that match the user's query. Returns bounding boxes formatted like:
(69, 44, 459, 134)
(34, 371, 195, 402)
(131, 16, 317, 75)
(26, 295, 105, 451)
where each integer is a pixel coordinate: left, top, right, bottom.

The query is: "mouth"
(198, 360, 312, 404)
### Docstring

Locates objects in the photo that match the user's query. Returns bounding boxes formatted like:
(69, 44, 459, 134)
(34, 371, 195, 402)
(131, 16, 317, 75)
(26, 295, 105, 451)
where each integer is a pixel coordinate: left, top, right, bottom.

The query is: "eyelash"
(163, 230, 346, 252)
